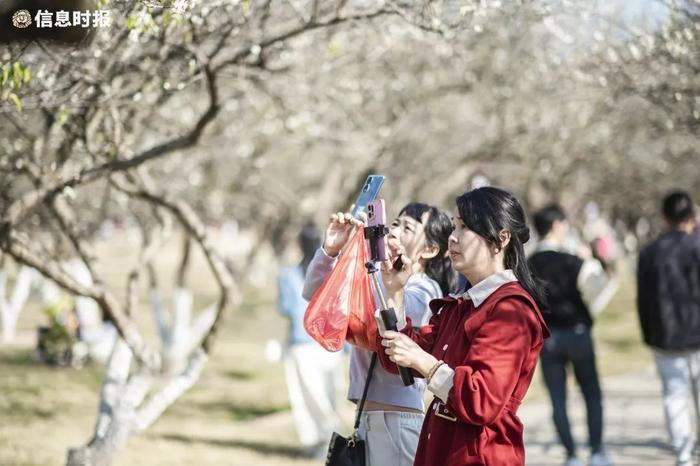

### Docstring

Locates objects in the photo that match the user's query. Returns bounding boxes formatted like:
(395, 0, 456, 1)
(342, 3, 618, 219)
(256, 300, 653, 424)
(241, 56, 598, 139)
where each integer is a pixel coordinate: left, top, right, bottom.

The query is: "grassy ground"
(591, 268, 653, 374)
(0, 291, 336, 466)
(0, 239, 650, 466)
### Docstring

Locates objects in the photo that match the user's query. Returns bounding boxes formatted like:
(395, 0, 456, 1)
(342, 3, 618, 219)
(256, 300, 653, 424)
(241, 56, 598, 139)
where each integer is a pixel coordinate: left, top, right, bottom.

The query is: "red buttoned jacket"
(378, 282, 549, 466)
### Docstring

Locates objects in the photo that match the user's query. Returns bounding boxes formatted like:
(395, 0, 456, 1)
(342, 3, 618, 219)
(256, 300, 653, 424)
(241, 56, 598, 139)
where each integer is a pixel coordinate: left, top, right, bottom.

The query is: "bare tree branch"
(111, 172, 236, 354)
(3, 63, 220, 229)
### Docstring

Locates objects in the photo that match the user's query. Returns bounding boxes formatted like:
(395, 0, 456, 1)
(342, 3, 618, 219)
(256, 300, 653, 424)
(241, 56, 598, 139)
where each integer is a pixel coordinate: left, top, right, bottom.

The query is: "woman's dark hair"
(662, 191, 695, 225)
(455, 187, 546, 309)
(399, 202, 459, 296)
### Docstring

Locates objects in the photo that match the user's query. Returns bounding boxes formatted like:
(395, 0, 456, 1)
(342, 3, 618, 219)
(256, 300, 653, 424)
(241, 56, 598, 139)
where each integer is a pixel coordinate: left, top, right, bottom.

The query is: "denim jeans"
(540, 326, 603, 457)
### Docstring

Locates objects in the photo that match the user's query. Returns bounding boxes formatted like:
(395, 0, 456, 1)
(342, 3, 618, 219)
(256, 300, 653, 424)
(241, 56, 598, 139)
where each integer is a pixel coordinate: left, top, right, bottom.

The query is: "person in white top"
(277, 223, 343, 458)
(529, 204, 618, 466)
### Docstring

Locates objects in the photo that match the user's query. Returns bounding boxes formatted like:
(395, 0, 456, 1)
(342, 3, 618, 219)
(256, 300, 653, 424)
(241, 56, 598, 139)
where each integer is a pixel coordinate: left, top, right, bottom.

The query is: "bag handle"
(353, 353, 377, 431)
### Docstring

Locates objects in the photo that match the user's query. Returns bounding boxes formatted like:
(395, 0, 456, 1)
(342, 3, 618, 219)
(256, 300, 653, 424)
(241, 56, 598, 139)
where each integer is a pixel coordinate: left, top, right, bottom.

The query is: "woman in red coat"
(377, 187, 550, 466)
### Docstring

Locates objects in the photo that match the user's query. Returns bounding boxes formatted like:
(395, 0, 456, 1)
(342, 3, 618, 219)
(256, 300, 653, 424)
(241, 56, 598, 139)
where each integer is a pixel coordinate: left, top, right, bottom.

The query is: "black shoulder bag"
(325, 353, 377, 466)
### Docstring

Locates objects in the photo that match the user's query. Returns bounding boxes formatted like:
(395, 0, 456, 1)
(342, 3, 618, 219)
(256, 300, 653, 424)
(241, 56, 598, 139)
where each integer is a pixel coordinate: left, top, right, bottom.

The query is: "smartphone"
(351, 175, 385, 218)
(392, 255, 404, 272)
(366, 199, 387, 262)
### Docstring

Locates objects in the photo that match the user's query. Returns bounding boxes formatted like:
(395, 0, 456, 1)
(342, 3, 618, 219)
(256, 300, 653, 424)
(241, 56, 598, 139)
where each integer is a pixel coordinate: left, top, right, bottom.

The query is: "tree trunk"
(65, 345, 207, 466)
(153, 287, 216, 375)
(66, 416, 135, 466)
(0, 265, 35, 342)
(165, 287, 193, 374)
(66, 339, 152, 466)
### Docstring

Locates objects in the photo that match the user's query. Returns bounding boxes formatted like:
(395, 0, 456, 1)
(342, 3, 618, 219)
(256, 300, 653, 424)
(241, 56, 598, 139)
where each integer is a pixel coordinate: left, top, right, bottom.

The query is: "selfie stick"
(364, 226, 414, 386)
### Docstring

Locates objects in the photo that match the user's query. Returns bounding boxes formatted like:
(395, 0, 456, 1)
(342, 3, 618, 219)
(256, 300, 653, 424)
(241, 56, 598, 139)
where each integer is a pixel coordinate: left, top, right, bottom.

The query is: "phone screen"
(350, 175, 385, 218)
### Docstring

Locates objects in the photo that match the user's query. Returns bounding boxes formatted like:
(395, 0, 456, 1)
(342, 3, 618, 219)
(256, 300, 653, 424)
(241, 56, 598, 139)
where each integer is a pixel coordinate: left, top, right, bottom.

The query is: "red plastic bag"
(304, 226, 378, 352)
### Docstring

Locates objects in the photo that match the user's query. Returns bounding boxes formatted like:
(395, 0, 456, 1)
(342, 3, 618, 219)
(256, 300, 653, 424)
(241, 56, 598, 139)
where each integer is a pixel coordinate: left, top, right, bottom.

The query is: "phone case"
(366, 199, 387, 262)
(351, 175, 385, 218)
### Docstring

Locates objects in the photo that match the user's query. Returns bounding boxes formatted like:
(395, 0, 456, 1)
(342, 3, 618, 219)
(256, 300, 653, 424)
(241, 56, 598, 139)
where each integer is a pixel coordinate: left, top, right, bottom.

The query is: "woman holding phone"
(377, 187, 549, 466)
(302, 202, 458, 466)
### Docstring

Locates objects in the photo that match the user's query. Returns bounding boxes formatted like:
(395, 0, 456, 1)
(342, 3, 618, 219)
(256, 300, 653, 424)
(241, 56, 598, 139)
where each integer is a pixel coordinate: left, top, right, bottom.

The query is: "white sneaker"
(564, 457, 584, 466)
(589, 452, 613, 466)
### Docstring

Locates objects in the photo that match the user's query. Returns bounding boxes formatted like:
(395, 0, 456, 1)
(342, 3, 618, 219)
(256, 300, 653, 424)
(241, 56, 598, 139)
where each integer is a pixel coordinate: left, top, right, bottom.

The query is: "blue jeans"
(540, 326, 603, 457)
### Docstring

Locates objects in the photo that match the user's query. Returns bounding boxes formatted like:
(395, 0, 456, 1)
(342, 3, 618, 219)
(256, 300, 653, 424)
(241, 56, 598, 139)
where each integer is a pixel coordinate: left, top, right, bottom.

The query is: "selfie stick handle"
(367, 262, 415, 387)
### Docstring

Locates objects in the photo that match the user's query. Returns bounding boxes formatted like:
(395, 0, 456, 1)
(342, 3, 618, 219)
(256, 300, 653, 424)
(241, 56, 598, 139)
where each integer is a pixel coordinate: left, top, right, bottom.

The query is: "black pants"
(540, 326, 603, 457)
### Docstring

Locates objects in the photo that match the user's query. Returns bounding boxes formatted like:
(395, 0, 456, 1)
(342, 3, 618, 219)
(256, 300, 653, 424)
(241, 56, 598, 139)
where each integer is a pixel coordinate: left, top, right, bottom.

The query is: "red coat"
(378, 282, 549, 466)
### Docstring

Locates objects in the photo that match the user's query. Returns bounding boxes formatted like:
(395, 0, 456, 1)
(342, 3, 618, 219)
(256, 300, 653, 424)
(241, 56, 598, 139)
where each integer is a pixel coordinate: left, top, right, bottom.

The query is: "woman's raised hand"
(323, 211, 365, 257)
(380, 246, 412, 296)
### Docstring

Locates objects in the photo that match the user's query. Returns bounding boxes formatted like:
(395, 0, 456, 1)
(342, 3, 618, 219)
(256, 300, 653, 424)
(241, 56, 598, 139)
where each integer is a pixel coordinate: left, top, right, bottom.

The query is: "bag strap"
(353, 352, 377, 430)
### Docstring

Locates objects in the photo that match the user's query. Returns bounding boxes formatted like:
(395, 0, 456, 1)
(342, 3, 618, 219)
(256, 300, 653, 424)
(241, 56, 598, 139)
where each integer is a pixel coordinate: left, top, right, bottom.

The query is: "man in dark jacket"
(530, 205, 617, 466)
(637, 191, 700, 466)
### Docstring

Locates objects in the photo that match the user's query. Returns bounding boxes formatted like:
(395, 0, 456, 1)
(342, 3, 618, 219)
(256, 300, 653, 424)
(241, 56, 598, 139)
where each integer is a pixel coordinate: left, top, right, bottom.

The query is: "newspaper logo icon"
(12, 10, 32, 28)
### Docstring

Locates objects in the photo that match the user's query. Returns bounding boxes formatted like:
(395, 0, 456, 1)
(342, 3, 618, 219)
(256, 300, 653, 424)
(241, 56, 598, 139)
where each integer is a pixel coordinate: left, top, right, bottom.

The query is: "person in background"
(303, 202, 458, 466)
(637, 191, 700, 466)
(529, 204, 618, 466)
(278, 222, 343, 459)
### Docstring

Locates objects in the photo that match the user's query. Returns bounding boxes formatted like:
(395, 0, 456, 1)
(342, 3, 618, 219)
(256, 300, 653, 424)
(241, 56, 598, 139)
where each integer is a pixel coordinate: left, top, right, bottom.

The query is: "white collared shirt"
(459, 269, 518, 307)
